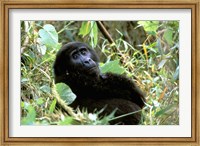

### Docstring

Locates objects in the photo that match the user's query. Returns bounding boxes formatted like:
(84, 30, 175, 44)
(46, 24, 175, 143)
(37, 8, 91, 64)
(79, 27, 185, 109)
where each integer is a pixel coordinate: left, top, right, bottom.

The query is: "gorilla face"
(68, 45, 99, 75)
(53, 42, 100, 83)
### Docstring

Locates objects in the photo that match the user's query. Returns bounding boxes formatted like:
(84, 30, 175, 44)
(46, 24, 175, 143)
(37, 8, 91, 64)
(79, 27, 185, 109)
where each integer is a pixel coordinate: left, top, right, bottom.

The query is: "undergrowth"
(21, 21, 179, 125)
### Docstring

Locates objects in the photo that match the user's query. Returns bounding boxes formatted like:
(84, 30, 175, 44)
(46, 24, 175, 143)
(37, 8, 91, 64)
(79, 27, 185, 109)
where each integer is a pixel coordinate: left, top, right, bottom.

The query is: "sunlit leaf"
(158, 59, 167, 69)
(38, 24, 60, 50)
(21, 101, 25, 108)
(79, 21, 98, 47)
(58, 117, 74, 125)
(21, 105, 36, 125)
(153, 76, 160, 82)
(49, 98, 57, 114)
(91, 22, 98, 47)
(37, 44, 47, 55)
(56, 83, 76, 104)
(79, 21, 90, 37)
(100, 60, 125, 74)
(138, 21, 159, 34)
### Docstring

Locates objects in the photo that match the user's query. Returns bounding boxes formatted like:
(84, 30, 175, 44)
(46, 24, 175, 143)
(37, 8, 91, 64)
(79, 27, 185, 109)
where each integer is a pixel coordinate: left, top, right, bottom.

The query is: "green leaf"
(138, 21, 159, 34)
(100, 108, 117, 125)
(21, 78, 29, 83)
(21, 101, 25, 108)
(90, 22, 98, 47)
(156, 38, 164, 55)
(163, 29, 173, 46)
(79, 21, 98, 48)
(173, 66, 179, 80)
(78, 21, 90, 37)
(36, 98, 44, 105)
(21, 105, 36, 125)
(100, 60, 125, 74)
(38, 24, 59, 49)
(158, 59, 167, 69)
(40, 85, 51, 94)
(56, 83, 76, 104)
(155, 104, 177, 117)
(37, 44, 47, 55)
(58, 117, 74, 125)
(49, 98, 57, 114)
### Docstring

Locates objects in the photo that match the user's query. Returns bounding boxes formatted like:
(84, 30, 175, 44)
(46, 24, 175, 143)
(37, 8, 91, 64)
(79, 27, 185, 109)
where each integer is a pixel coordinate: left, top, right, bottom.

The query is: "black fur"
(53, 42, 145, 125)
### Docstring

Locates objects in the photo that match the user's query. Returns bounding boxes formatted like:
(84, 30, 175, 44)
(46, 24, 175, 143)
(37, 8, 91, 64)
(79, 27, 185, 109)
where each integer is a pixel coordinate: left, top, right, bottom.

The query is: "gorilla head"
(54, 42, 100, 83)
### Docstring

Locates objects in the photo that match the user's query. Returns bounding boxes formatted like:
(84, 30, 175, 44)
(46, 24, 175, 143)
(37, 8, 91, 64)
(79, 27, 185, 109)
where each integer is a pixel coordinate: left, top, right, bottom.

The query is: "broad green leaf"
(100, 60, 125, 74)
(56, 83, 76, 104)
(49, 98, 57, 114)
(78, 21, 90, 37)
(138, 21, 159, 34)
(163, 29, 173, 46)
(79, 21, 98, 47)
(21, 105, 36, 125)
(38, 24, 59, 49)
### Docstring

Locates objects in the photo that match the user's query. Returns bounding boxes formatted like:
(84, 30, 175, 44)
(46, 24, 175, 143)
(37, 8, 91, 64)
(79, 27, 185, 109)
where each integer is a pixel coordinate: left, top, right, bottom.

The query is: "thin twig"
(96, 21, 115, 45)
(109, 106, 148, 122)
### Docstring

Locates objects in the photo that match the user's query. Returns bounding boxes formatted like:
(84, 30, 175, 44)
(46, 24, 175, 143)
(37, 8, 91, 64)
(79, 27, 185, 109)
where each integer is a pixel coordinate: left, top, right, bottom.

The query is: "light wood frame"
(0, 0, 199, 145)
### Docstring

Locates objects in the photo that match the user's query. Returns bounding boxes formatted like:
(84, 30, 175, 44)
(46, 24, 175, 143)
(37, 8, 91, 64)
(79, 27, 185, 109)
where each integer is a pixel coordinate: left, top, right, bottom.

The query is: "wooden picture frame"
(0, 0, 199, 145)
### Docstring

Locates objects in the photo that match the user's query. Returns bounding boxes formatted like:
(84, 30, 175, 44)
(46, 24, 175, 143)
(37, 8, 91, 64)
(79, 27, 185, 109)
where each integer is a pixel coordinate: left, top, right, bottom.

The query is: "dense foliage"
(21, 21, 179, 125)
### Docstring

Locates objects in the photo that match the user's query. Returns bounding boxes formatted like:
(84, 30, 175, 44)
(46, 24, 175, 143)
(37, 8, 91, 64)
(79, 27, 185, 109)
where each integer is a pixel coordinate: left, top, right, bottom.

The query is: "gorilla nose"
(84, 58, 92, 64)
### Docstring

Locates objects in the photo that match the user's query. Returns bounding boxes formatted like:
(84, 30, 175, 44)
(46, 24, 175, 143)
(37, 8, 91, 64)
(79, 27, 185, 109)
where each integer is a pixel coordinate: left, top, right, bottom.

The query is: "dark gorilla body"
(53, 42, 145, 125)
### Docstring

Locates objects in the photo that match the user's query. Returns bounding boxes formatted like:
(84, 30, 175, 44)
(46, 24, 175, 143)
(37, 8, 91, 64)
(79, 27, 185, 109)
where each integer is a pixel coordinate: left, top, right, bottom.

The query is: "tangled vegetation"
(21, 21, 179, 125)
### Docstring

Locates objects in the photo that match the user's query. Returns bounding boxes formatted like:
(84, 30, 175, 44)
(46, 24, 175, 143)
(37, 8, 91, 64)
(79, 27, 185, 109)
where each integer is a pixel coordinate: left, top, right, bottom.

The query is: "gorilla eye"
(72, 54, 78, 59)
(80, 49, 87, 55)
(81, 50, 86, 55)
(80, 48, 87, 55)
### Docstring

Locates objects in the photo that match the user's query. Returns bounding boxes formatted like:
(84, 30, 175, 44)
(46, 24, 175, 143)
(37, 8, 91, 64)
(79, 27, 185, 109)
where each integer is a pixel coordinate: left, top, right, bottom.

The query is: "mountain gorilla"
(53, 42, 145, 125)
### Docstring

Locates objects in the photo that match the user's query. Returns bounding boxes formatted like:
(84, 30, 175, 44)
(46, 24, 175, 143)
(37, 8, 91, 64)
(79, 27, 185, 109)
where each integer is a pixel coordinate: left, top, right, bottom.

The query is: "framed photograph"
(1, 0, 199, 145)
